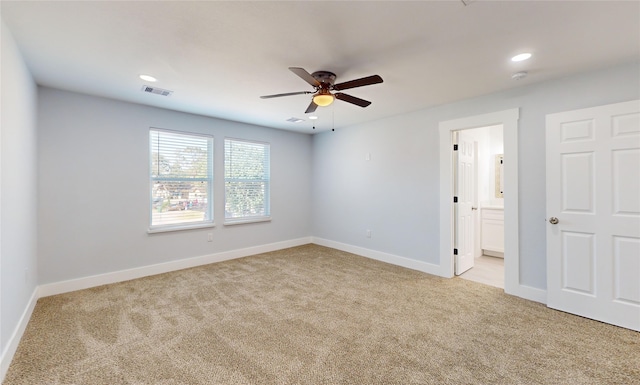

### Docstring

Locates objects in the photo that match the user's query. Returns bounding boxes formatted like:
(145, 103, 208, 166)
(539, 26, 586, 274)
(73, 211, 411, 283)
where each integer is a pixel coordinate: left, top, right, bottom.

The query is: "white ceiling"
(2, 1, 639, 133)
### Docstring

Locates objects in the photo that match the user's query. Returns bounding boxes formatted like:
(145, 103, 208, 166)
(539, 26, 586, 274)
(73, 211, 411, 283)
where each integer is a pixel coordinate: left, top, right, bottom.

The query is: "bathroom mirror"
(495, 154, 504, 198)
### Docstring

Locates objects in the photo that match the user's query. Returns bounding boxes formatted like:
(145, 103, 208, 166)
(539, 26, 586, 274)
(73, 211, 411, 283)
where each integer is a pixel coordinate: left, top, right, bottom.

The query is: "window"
(224, 138, 270, 224)
(149, 128, 213, 231)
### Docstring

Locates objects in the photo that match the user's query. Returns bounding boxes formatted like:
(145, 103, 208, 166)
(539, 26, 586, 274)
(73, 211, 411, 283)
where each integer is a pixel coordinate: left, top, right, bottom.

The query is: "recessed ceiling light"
(511, 53, 532, 62)
(139, 74, 157, 82)
(309, 116, 318, 120)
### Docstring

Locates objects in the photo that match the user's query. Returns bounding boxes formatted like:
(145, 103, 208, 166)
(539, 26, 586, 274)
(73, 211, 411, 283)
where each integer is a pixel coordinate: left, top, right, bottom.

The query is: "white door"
(546, 100, 640, 331)
(454, 132, 475, 275)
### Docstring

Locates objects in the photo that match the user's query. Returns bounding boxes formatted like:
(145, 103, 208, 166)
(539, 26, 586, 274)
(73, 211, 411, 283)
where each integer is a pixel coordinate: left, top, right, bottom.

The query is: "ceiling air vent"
(286, 117, 304, 123)
(141, 85, 173, 96)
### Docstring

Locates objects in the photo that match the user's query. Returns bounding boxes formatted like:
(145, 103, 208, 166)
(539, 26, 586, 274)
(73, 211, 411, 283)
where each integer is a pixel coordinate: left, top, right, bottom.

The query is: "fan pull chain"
(332, 106, 335, 131)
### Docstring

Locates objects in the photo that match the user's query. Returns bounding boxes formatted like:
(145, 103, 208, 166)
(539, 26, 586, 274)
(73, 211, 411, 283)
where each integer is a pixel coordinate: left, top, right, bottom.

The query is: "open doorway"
(438, 108, 532, 300)
(454, 125, 505, 288)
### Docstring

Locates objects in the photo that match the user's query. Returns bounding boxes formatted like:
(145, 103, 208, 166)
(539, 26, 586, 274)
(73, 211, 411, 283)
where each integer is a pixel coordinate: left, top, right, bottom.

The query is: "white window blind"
(224, 138, 270, 223)
(150, 128, 213, 230)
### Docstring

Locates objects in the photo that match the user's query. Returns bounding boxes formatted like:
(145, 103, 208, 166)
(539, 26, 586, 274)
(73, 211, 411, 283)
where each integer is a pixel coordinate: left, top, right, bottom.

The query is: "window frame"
(223, 137, 271, 225)
(148, 127, 214, 233)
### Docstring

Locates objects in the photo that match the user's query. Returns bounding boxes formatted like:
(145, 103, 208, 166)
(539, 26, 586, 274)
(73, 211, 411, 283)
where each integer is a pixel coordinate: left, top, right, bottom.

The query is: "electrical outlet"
(366, 229, 371, 238)
(207, 233, 213, 242)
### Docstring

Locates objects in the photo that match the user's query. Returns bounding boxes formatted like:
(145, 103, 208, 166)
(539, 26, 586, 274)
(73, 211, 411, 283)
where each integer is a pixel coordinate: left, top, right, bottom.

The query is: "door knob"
(549, 217, 559, 225)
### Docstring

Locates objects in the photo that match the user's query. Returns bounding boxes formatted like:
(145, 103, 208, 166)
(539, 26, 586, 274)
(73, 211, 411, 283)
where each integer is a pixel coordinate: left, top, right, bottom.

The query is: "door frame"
(438, 108, 544, 303)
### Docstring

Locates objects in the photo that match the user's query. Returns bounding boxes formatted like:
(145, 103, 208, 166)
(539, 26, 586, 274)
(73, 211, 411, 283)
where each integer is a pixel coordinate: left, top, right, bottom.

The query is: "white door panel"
(613, 236, 640, 305)
(546, 100, 640, 331)
(561, 231, 595, 295)
(561, 152, 594, 213)
(613, 149, 640, 215)
(454, 132, 475, 275)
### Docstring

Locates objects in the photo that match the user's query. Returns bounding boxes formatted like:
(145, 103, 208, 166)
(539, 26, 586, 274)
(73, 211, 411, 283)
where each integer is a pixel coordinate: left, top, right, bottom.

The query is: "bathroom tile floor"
(459, 255, 504, 288)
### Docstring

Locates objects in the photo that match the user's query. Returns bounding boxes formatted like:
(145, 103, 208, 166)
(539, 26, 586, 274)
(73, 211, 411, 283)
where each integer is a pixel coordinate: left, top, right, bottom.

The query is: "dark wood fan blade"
(333, 75, 383, 91)
(335, 93, 372, 107)
(289, 67, 321, 87)
(305, 100, 318, 113)
(260, 91, 312, 99)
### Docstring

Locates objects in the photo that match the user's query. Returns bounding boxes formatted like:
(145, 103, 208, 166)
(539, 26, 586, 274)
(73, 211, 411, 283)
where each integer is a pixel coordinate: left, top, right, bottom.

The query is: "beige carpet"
(4, 244, 639, 384)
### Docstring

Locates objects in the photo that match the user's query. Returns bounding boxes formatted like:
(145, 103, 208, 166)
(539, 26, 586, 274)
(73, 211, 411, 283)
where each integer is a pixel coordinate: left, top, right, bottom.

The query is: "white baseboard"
(1, 287, 38, 382)
(313, 237, 548, 305)
(483, 250, 504, 258)
(510, 284, 547, 304)
(312, 237, 442, 276)
(2, 237, 312, 383)
(2, 236, 543, 384)
(38, 237, 312, 298)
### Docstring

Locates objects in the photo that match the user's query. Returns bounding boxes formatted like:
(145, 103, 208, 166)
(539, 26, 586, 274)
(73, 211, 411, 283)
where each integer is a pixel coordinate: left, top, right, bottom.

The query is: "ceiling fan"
(260, 67, 383, 113)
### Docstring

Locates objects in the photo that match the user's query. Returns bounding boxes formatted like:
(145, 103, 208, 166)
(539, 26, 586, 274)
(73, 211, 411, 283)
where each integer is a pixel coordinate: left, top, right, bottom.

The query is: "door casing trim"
(438, 108, 546, 303)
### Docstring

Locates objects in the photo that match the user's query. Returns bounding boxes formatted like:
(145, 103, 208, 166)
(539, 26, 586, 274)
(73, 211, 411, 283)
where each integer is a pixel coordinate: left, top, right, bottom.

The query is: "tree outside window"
(224, 138, 270, 223)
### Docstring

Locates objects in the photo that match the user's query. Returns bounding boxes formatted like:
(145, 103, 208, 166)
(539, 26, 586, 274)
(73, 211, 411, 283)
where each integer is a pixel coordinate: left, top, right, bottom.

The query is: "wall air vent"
(141, 85, 173, 96)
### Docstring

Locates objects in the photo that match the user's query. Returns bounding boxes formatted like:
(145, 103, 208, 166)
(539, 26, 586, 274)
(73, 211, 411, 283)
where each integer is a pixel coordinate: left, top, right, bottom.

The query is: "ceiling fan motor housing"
(311, 71, 337, 88)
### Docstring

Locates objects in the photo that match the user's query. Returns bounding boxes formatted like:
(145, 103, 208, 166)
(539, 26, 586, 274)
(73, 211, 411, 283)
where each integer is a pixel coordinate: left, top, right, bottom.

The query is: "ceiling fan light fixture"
(313, 92, 334, 107)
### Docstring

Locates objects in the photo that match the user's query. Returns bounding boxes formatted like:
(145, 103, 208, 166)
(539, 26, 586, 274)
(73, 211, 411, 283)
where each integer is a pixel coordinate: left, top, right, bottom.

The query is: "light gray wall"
(1, 19, 39, 356)
(311, 61, 640, 290)
(37, 88, 312, 284)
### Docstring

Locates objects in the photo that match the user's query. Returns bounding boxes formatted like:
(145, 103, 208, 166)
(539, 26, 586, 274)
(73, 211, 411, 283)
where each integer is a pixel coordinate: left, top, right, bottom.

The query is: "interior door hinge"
(453, 144, 458, 151)
(453, 248, 458, 255)
(453, 196, 458, 203)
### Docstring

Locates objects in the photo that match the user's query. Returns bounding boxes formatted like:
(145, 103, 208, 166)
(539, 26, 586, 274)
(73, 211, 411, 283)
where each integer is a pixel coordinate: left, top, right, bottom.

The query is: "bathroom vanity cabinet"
(481, 207, 504, 257)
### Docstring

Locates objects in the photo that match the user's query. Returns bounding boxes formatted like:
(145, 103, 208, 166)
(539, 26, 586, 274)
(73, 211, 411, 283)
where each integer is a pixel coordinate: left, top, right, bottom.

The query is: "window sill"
(148, 222, 215, 234)
(223, 217, 271, 226)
